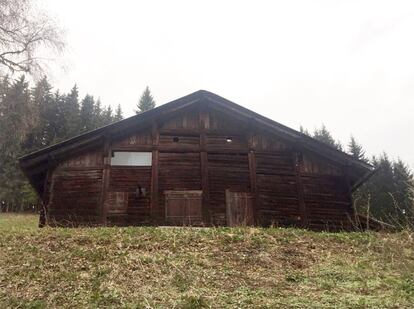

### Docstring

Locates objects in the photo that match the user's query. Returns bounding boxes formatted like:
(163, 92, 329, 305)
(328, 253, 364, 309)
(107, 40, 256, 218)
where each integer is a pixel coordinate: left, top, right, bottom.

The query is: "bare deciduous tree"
(0, 0, 64, 75)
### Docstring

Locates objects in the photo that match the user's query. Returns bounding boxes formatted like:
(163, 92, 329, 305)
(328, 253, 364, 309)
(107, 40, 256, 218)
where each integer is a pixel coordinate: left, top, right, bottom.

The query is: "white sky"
(41, 0, 414, 168)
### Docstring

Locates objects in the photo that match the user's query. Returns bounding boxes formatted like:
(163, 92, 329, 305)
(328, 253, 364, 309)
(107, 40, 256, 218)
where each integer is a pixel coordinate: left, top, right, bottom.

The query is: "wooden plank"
(199, 109, 210, 225)
(294, 151, 308, 227)
(43, 157, 59, 226)
(247, 131, 258, 224)
(248, 151, 258, 224)
(343, 165, 355, 218)
(226, 190, 254, 226)
(225, 189, 233, 226)
(113, 145, 249, 154)
(39, 167, 51, 227)
(150, 122, 159, 223)
(100, 137, 111, 225)
(20, 135, 103, 168)
(159, 128, 201, 135)
(200, 152, 209, 225)
(165, 190, 203, 225)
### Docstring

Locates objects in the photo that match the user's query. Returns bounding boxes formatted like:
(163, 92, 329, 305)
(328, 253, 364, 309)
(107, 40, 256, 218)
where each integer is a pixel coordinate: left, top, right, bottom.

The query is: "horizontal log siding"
(302, 174, 352, 230)
(208, 153, 250, 225)
(159, 152, 201, 224)
(48, 168, 103, 226)
(42, 105, 356, 230)
(255, 152, 301, 226)
(106, 167, 152, 225)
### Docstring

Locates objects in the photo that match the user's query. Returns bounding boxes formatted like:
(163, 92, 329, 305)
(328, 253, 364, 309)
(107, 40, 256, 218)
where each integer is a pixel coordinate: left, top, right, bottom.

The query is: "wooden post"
(343, 165, 353, 202)
(43, 156, 58, 226)
(343, 164, 355, 228)
(150, 122, 159, 224)
(40, 167, 51, 227)
(199, 108, 210, 225)
(100, 136, 111, 225)
(247, 132, 258, 225)
(294, 151, 308, 227)
(248, 150, 258, 224)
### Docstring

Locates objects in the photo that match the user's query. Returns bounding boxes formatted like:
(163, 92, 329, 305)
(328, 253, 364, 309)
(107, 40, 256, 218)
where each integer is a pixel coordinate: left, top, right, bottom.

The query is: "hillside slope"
(0, 214, 413, 308)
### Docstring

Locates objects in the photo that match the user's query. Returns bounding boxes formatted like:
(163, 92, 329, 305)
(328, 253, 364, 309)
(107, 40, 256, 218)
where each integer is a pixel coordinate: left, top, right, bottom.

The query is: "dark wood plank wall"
(158, 152, 202, 222)
(47, 149, 103, 226)
(45, 103, 354, 230)
(256, 152, 301, 227)
(301, 153, 353, 230)
(208, 153, 250, 225)
(106, 167, 151, 225)
(103, 131, 154, 225)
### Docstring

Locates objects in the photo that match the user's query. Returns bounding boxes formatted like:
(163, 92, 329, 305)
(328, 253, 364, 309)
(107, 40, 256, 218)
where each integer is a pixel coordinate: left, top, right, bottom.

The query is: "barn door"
(225, 190, 254, 226)
(165, 191, 203, 225)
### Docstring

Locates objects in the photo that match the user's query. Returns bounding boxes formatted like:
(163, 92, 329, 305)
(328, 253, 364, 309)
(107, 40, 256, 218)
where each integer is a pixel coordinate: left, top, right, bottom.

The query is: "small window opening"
(226, 136, 233, 143)
(110, 152, 152, 166)
(173, 136, 180, 142)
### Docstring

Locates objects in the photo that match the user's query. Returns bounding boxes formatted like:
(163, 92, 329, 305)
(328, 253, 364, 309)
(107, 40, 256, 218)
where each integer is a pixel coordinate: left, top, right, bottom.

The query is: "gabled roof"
(19, 90, 373, 195)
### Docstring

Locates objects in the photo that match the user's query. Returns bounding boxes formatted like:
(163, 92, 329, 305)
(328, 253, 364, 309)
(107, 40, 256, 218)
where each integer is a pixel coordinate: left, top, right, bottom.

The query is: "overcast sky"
(42, 0, 413, 168)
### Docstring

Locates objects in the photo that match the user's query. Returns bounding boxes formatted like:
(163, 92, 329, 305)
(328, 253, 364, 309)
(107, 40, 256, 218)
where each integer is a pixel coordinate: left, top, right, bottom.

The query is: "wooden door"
(165, 190, 203, 225)
(226, 190, 254, 226)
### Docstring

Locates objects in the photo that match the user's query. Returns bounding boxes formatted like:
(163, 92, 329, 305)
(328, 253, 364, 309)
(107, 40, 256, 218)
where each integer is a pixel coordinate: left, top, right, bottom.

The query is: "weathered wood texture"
(160, 108, 200, 131)
(48, 168, 103, 226)
(159, 152, 201, 221)
(226, 190, 254, 226)
(43, 104, 356, 230)
(111, 131, 152, 149)
(256, 152, 301, 227)
(302, 175, 351, 230)
(300, 153, 352, 230)
(208, 153, 250, 225)
(47, 149, 103, 226)
(165, 190, 203, 225)
(106, 167, 152, 225)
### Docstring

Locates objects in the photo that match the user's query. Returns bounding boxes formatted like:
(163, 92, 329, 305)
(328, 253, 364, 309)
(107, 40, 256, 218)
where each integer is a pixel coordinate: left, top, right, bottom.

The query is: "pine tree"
(93, 98, 103, 128)
(62, 85, 81, 138)
(349, 136, 370, 219)
(102, 105, 114, 125)
(135, 86, 156, 114)
(0, 75, 129, 212)
(393, 159, 414, 221)
(312, 124, 342, 150)
(114, 104, 123, 121)
(53, 90, 67, 143)
(367, 153, 397, 220)
(0, 75, 37, 211)
(299, 125, 310, 136)
(80, 95, 95, 132)
(348, 136, 368, 163)
(42, 88, 61, 146)
(28, 76, 55, 148)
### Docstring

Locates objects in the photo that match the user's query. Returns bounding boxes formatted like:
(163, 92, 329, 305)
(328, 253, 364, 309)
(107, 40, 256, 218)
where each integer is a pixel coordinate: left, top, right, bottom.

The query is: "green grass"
(0, 214, 413, 308)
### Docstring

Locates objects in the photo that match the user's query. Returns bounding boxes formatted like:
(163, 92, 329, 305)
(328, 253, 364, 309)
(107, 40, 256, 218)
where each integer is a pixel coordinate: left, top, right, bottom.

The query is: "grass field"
(0, 214, 413, 308)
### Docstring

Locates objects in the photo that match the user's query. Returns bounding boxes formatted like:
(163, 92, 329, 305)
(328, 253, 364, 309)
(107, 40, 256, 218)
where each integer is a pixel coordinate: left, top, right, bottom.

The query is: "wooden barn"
(19, 90, 373, 230)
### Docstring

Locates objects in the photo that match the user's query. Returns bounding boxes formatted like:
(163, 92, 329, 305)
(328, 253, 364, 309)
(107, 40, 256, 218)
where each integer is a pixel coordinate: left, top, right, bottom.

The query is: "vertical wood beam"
(40, 167, 51, 227)
(343, 164, 355, 228)
(248, 151, 258, 224)
(100, 136, 111, 225)
(199, 108, 210, 225)
(294, 151, 308, 227)
(247, 133, 258, 225)
(151, 122, 160, 224)
(43, 156, 58, 226)
(343, 165, 353, 205)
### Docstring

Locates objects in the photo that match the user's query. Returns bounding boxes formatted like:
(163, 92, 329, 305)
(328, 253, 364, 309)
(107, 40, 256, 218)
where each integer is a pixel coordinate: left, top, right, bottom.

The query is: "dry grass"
(0, 214, 413, 308)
